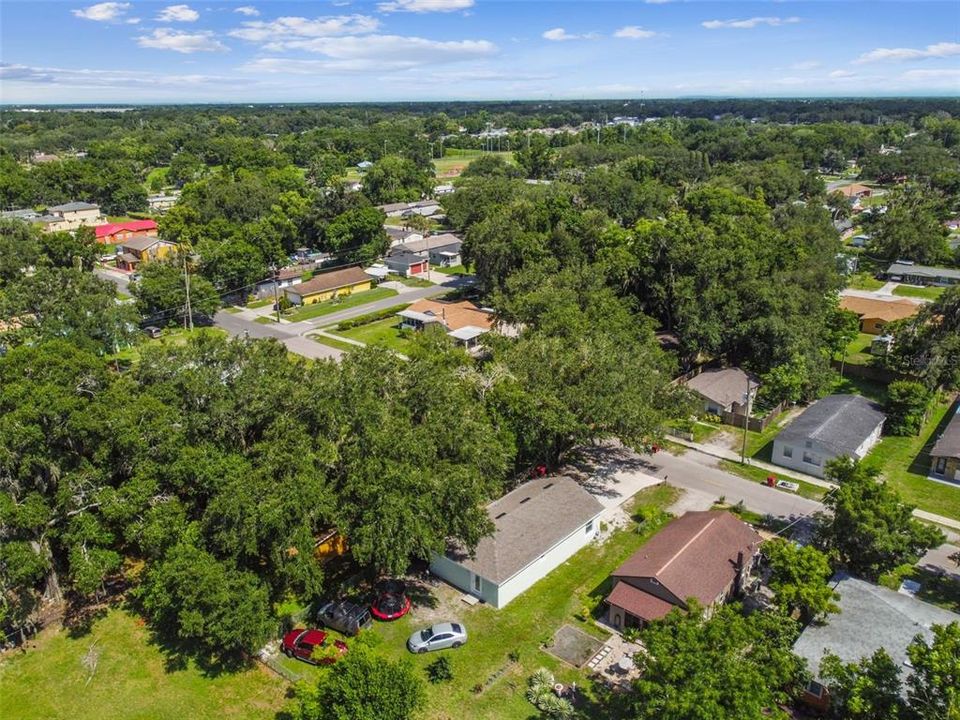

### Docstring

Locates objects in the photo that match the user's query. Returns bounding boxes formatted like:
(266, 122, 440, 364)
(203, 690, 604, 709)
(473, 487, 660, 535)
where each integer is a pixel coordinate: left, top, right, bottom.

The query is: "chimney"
(734, 550, 745, 596)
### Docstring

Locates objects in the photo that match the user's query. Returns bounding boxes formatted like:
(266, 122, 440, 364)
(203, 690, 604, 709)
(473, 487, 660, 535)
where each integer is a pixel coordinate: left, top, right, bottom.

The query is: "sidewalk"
(666, 434, 960, 532)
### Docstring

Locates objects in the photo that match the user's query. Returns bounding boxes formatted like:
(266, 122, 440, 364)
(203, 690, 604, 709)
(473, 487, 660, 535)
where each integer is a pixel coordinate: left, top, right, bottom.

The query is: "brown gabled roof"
(608, 581, 678, 622)
(404, 299, 494, 333)
(289, 266, 370, 297)
(121, 236, 169, 252)
(840, 295, 920, 323)
(613, 511, 761, 606)
(685, 367, 757, 409)
(836, 183, 872, 197)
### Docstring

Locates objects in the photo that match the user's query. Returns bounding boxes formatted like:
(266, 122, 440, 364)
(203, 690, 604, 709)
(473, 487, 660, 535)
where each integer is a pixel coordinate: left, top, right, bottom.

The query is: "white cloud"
(0, 62, 241, 88)
(156, 4, 199, 22)
(900, 68, 960, 81)
(250, 34, 496, 66)
(137, 28, 228, 53)
(542, 27, 599, 41)
(614, 26, 656, 40)
(829, 69, 855, 79)
(789, 60, 820, 71)
(72, 2, 138, 23)
(229, 14, 379, 42)
(377, 0, 473, 12)
(854, 42, 960, 63)
(702, 16, 800, 30)
(234, 5, 259, 16)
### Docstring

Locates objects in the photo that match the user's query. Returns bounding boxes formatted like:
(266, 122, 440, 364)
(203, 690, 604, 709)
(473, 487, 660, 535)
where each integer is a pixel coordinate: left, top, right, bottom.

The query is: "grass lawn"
(742, 408, 797, 461)
(246, 298, 273, 309)
(433, 264, 469, 275)
(144, 166, 170, 191)
(879, 565, 960, 613)
(309, 334, 358, 353)
(719, 460, 827, 501)
(282, 484, 679, 720)
(331, 317, 414, 354)
(0, 609, 287, 720)
(106, 327, 226, 367)
(433, 149, 514, 178)
(892, 285, 945, 301)
(394, 275, 434, 288)
(847, 272, 885, 291)
(863, 396, 960, 521)
(285, 287, 398, 322)
(841, 332, 878, 367)
(827, 373, 889, 404)
(254, 316, 276, 325)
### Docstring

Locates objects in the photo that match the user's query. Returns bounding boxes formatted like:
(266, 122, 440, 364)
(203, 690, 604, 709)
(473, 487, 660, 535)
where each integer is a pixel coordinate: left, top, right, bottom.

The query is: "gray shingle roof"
(685, 367, 757, 409)
(886, 263, 960, 281)
(397, 234, 462, 255)
(446, 477, 603, 584)
(794, 573, 960, 679)
(47, 201, 99, 212)
(931, 404, 960, 459)
(775, 395, 886, 457)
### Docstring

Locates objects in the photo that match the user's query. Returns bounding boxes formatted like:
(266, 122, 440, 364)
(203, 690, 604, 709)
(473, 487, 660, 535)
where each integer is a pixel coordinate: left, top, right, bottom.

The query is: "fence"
(721, 401, 787, 433)
(830, 359, 907, 384)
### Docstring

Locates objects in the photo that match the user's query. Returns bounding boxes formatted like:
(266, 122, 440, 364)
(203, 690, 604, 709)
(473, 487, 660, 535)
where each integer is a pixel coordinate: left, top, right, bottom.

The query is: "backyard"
(892, 284, 945, 301)
(276, 484, 680, 720)
(840, 332, 877, 367)
(0, 609, 287, 720)
(864, 395, 960, 521)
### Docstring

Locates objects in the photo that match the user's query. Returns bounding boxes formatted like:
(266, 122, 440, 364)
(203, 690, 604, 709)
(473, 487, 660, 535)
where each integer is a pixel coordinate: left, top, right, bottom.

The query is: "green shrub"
(336, 303, 411, 331)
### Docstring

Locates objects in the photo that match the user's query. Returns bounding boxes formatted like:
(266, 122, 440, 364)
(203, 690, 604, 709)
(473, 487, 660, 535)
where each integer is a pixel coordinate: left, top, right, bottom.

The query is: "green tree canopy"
(763, 538, 840, 622)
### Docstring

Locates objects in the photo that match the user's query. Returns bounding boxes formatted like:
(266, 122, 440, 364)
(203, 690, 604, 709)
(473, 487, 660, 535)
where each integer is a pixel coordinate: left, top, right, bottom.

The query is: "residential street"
(214, 310, 344, 360)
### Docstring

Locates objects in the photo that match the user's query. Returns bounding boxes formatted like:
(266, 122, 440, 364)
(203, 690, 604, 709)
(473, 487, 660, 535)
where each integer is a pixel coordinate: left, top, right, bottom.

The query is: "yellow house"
(839, 295, 920, 335)
(285, 266, 372, 305)
(314, 529, 349, 562)
(117, 237, 176, 271)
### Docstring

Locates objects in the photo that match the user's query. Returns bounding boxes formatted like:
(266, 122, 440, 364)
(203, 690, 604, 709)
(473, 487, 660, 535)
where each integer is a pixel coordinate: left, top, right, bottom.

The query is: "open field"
(864, 396, 960, 521)
(432, 149, 514, 178)
(0, 609, 288, 720)
(285, 287, 398, 322)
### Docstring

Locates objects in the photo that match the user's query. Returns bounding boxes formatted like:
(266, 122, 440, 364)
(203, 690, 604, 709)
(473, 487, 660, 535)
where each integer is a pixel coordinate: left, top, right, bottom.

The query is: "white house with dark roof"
(771, 394, 885, 478)
(684, 367, 758, 416)
(429, 477, 603, 608)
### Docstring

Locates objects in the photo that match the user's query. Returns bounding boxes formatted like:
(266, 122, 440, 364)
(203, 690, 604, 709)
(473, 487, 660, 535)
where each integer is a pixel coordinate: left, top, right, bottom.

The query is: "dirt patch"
(408, 578, 472, 625)
(545, 624, 604, 668)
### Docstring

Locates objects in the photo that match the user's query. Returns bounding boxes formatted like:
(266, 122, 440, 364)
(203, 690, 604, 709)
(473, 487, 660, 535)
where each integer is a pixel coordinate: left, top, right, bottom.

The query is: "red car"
(371, 591, 412, 621)
(281, 628, 348, 665)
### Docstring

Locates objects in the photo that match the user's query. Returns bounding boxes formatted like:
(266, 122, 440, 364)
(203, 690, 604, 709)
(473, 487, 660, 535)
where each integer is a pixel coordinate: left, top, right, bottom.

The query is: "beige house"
(41, 202, 104, 232)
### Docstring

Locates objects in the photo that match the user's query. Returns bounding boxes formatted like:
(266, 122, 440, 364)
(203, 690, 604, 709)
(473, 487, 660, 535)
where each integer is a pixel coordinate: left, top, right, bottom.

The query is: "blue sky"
(1, 1, 958, 103)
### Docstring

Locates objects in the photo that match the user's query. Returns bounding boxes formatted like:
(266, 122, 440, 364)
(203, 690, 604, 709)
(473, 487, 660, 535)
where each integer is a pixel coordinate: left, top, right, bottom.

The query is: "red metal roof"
(94, 220, 157, 239)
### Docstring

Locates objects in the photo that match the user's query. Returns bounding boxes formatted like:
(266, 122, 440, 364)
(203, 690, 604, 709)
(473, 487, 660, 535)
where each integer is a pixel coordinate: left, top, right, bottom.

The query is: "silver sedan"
(406, 622, 468, 653)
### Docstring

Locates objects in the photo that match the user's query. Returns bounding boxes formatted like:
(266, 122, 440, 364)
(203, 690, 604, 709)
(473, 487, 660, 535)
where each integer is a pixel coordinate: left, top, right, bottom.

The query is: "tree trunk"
(31, 538, 63, 603)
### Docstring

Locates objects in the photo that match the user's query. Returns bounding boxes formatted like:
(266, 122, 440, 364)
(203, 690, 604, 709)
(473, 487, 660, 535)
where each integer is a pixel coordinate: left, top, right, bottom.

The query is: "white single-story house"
(771, 394, 885, 478)
(430, 477, 603, 608)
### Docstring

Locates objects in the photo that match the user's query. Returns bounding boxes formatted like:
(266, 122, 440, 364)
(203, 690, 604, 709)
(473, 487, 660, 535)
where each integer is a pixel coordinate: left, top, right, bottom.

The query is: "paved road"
(94, 266, 130, 294)
(214, 310, 343, 360)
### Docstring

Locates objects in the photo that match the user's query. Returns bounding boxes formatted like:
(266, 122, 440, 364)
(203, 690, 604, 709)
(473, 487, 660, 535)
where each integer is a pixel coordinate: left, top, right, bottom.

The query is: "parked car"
(143, 326, 162, 339)
(371, 580, 411, 622)
(316, 600, 373, 637)
(281, 628, 347, 665)
(407, 622, 467, 654)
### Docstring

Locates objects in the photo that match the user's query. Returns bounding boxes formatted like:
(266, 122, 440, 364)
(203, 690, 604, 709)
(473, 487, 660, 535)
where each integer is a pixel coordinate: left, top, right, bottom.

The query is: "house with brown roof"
(605, 511, 762, 630)
(835, 183, 873, 200)
(398, 299, 494, 350)
(284, 266, 372, 305)
(839, 295, 920, 335)
(116, 236, 176, 271)
(931, 403, 960, 483)
(430, 477, 604, 608)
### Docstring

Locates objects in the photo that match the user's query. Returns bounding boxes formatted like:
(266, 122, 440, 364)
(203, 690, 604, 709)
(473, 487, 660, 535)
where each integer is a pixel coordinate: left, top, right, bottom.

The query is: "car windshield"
(420, 628, 433, 641)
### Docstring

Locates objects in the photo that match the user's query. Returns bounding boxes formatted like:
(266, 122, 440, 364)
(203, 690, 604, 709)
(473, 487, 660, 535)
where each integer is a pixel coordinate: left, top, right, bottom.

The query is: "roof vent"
(543, 482, 554, 490)
(519, 497, 531, 505)
(494, 512, 507, 520)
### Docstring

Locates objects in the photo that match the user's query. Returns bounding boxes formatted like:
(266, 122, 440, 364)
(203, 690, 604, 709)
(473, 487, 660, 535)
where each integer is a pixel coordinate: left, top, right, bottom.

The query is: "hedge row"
(336, 303, 412, 331)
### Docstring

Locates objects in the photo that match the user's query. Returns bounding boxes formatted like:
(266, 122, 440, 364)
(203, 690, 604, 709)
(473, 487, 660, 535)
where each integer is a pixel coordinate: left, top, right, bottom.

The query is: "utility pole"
(182, 246, 193, 331)
(272, 265, 281, 324)
(740, 377, 753, 465)
(839, 335, 850, 379)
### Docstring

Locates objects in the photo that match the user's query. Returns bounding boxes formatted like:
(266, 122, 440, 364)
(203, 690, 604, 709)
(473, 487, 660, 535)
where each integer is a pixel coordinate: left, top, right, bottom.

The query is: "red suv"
(281, 628, 348, 665)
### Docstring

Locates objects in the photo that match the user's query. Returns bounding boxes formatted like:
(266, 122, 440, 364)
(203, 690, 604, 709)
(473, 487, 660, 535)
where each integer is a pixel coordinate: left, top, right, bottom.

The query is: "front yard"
(285, 287, 398, 322)
(892, 285, 945, 301)
(330, 316, 416, 355)
(864, 395, 960, 521)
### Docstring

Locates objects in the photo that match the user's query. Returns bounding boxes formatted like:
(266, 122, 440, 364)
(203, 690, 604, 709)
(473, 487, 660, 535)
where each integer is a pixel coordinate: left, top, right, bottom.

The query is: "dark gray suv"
(316, 600, 373, 636)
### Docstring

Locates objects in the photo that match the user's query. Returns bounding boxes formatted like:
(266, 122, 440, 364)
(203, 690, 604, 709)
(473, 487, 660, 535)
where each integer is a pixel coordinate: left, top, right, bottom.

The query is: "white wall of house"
(853, 423, 884, 458)
(496, 514, 601, 607)
(772, 438, 830, 478)
(431, 513, 601, 609)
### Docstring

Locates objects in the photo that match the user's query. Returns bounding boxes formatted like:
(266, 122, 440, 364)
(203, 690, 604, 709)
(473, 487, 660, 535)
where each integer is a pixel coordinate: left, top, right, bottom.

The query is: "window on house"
(935, 457, 947, 475)
(782, 445, 793, 459)
(803, 451, 821, 466)
(586, 520, 594, 535)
